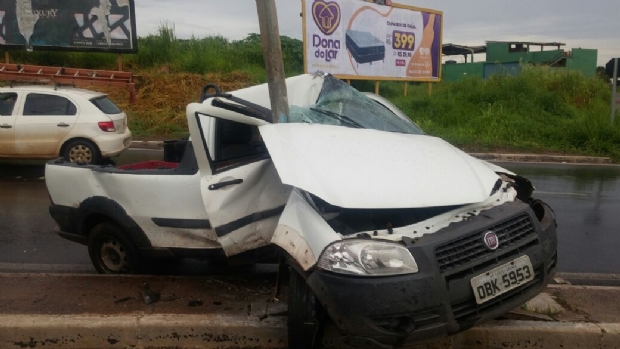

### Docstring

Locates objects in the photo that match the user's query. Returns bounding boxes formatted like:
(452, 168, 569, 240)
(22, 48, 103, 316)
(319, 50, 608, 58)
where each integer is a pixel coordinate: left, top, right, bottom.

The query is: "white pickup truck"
(45, 74, 558, 348)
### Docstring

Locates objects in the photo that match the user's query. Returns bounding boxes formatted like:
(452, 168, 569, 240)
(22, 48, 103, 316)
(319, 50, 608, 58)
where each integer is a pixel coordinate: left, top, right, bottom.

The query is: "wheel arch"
(77, 196, 152, 248)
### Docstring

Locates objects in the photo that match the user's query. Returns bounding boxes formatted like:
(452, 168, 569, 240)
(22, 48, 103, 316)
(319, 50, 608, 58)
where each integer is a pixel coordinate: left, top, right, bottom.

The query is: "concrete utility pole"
(256, 0, 290, 123)
(611, 58, 618, 124)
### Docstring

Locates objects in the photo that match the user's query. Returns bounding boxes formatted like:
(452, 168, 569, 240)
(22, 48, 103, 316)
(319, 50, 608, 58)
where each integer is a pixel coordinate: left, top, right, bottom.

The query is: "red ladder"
(0, 63, 137, 103)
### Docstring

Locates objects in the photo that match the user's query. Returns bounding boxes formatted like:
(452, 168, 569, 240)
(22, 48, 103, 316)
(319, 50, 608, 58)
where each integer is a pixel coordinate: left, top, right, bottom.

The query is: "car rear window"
(91, 96, 122, 114)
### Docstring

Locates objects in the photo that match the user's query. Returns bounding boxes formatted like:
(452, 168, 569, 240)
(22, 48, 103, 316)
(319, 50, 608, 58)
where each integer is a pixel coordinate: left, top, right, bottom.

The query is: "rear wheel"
(63, 139, 100, 164)
(88, 222, 143, 274)
(288, 268, 326, 349)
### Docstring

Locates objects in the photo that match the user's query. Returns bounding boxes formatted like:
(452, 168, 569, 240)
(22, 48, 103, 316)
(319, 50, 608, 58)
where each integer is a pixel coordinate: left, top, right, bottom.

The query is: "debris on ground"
(161, 294, 182, 302)
(140, 283, 161, 305)
(523, 292, 565, 316)
(114, 297, 134, 304)
(188, 299, 203, 307)
(554, 277, 571, 285)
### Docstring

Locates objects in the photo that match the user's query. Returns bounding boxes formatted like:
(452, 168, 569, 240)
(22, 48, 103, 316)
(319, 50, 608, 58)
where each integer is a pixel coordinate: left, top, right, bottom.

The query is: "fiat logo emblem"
(483, 231, 499, 250)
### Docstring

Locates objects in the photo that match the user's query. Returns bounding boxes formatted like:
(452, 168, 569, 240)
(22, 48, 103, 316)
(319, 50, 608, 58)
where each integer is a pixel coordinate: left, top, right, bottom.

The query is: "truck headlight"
(317, 240, 419, 276)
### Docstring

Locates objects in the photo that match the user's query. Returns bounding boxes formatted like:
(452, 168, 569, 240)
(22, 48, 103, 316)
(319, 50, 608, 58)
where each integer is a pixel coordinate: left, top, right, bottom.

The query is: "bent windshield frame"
(207, 75, 424, 135)
(289, 75, 424, 135)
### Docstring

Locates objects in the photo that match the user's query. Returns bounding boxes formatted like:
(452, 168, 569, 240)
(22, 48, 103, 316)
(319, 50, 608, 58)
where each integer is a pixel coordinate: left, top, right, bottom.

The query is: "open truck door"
(186, 92, 291, 257)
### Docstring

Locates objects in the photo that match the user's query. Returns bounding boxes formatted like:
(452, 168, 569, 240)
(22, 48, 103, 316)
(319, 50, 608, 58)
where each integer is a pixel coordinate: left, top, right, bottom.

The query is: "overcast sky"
(135, 0, 619, 66)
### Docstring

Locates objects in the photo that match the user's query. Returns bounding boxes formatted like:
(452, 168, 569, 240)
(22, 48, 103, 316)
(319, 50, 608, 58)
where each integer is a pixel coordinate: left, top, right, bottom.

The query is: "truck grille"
(435, 214, 537, 274)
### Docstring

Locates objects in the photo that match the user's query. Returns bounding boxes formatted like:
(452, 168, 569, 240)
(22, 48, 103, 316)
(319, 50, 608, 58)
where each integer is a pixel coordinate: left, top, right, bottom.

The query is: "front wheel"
(63, 139, 100, 164)
(88, 222, 143, 274)
(288, 268, 326, 349)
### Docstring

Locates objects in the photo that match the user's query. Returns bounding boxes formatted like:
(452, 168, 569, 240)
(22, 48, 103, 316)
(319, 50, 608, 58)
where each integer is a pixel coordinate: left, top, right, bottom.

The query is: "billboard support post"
(117, 54, 123, 71)
(404, 82, 408, 97)
(256, 0, 289, 124)
(4, 52, 9, 64)
(375, 81, 380, 95)
(428, 82, 433, 96)
(612, 58, 618, 124)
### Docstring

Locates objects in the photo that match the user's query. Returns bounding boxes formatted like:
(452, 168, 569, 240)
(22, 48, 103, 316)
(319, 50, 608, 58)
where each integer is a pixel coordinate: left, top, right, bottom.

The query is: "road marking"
(536, 191, 588, 197)
(0, 262, 94, 273)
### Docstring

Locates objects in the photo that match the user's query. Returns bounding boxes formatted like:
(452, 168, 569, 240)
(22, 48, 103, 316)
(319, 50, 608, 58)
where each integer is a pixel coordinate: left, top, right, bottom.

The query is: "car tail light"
(98, 121, 116, 132)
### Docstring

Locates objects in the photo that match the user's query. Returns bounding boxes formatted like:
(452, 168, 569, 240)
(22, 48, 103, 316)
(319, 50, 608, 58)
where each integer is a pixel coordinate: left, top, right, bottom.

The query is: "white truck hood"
(259, 123, 500, 209)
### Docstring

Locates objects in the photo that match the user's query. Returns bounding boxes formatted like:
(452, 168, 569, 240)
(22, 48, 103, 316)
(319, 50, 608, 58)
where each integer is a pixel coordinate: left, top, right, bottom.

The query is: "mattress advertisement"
(303, 0, 442, 81)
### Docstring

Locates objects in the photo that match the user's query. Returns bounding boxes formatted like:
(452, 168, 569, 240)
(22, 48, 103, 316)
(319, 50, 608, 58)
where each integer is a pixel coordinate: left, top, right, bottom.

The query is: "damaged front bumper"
(306, 200, 558, 349)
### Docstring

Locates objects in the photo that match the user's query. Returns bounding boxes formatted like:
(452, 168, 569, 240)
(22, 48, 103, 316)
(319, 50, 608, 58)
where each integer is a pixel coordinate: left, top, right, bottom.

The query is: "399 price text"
(392, 30, 416, 51)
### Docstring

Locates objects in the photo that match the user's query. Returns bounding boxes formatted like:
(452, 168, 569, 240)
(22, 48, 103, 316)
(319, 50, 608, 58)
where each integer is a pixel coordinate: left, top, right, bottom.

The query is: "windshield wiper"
(310, 107, 363, 128)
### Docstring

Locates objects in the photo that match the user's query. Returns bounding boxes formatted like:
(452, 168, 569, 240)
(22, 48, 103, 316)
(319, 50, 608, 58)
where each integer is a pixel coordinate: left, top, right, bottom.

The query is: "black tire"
(88, 222, 143, 274)
(63, 139, 100, 164)
(288, 268, 326, 349)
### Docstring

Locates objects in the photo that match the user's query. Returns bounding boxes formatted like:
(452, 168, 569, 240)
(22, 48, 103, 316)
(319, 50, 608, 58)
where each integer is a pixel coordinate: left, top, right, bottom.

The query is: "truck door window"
(0, 93, 18, 115)
(214, 118, 267, 170)
(23, 94, 77, 116)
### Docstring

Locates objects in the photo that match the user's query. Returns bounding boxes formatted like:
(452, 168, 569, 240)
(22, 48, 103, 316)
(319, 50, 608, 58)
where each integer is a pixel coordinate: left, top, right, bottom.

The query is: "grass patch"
(7, 24, 303, 81)
(387, 67, 620, 161)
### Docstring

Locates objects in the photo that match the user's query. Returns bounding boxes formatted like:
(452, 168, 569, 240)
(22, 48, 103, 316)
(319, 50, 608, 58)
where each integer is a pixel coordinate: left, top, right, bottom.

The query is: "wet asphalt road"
(0, 150, 619, 276)
(498, 162, 620, 274)
(0, 150, 164, 273)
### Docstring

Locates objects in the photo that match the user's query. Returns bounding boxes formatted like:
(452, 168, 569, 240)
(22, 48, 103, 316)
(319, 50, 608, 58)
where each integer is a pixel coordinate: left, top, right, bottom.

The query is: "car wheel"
(88, 222, 143, 274)
(288, 268, 326, 349)
(63, 139, 100, 164)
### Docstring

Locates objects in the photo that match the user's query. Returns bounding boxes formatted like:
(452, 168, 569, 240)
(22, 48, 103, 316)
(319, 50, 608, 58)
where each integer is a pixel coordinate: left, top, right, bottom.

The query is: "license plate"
(470, 255, 534, 305)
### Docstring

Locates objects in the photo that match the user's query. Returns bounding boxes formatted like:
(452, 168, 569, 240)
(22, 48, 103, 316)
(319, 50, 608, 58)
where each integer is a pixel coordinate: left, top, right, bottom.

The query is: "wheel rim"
(68, 144, 92, 163)
(99, 237, 129, 272)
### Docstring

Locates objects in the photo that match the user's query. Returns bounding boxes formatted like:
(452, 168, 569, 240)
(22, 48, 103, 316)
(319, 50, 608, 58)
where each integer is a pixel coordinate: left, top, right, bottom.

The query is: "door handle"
(0, 124, 12, 129)
(57, 123, 70, 128)
(208, 179, 243, 190)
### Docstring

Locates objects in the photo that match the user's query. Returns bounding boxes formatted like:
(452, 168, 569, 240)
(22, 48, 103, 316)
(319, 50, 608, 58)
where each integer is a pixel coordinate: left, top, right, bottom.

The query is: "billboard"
(0, 0, 137, 53)
(303, 0, 443, 81)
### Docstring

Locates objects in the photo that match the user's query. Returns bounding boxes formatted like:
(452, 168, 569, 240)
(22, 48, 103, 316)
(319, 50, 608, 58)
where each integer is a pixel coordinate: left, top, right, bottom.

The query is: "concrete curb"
(129, 141, 614, 164)
(131, 140, 165, 149)
(470, 152, 613, 164)
(1, 314, 288, 349)
(555, 272, 620, 286)
(428, 321, 620, 349)
(2, 314, 619, 349)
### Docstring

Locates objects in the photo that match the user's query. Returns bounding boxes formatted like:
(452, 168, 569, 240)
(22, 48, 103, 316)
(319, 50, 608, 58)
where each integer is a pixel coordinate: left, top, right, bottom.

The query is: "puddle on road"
(0, 163, 46, 182)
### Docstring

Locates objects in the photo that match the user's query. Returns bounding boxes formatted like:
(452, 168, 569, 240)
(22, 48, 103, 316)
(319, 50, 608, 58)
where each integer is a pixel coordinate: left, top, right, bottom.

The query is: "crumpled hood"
(259, 123, 500, 209)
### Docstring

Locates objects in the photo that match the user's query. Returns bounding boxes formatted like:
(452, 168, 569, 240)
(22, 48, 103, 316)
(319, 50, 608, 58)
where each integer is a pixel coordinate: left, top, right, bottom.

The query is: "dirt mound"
(94, 70, 257, 137)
